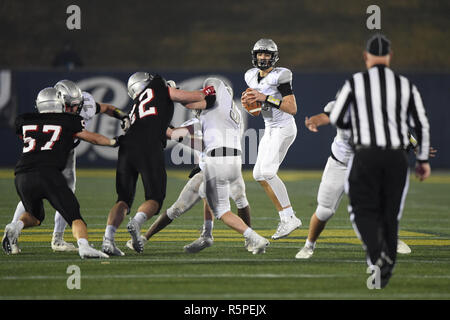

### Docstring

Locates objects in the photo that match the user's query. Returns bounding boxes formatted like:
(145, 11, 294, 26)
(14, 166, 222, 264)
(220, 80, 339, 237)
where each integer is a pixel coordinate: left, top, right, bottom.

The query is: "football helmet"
(127, 72, 153, 100)
(35, 88, 64, 113)
(54, 79, 83, 114)
(251, 38, 279, 70)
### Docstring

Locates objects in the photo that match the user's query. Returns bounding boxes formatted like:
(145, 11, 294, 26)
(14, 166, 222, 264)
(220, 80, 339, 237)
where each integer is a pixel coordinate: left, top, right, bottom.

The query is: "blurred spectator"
(52, 43, 83, 70)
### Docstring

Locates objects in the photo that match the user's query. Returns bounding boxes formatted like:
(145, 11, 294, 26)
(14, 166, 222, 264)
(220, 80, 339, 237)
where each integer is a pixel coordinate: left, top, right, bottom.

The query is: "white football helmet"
(35, 88, 64, 113)
(251, 38, 279, 70)
(54, 79, 83, 113)
(127, 72, 153, 100)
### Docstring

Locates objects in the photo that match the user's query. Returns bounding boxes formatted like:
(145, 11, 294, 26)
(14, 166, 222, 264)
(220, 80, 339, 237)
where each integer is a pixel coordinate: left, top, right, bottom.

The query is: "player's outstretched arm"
(169, 87, 205, 104)
(98, 103, 131, 132)
(75, 130, 119, 147)
(305, 113, 330, 132)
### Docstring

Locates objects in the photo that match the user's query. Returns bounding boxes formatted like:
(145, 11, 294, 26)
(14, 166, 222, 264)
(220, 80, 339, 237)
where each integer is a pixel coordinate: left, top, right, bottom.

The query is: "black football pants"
(347, 148, 409, 267)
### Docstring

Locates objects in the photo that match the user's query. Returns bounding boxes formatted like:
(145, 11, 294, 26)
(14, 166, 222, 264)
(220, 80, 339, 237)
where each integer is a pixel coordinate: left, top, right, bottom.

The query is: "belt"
(207, 147, 241, 157)
(330, 151, 345, 165)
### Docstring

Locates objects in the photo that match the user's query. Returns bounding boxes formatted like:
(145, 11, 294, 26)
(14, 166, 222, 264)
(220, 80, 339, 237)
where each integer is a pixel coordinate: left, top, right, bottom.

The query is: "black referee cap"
(366, 33, 391, 56)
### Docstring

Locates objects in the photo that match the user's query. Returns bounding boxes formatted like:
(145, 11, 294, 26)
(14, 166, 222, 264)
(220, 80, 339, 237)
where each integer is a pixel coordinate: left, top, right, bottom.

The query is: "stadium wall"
(0, 70, 448, 169)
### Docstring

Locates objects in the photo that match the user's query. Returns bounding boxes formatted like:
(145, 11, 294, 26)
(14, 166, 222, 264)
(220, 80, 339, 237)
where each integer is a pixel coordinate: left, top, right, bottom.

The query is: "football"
(242, 88, 262, 116)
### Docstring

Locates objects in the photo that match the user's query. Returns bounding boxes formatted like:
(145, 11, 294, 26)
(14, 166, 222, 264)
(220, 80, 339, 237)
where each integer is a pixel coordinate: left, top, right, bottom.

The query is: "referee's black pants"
(347, 148, 409, 270)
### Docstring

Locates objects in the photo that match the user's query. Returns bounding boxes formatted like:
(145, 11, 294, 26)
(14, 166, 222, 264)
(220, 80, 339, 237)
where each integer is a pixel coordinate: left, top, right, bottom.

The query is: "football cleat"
(396, 239, 412, 254)
(246, 231, 269, 255)
(271, 215, 302, 240)
(127, 219, 145, 253)
(2, 223, 21, 255)
(295, 245, 314, 259)
(79, 244, 109, 259)
(102, 237, 125, 256)
(51, 232, 78, 252)
(126, 235, 148, 251)
(183, 235, 213, 253)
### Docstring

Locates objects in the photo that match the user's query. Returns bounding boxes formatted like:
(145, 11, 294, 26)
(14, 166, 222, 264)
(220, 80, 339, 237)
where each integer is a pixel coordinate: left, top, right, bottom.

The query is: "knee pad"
(230, 180, 249, 209)
(315, 204, 335, 222)
(262, 170, 277, 181)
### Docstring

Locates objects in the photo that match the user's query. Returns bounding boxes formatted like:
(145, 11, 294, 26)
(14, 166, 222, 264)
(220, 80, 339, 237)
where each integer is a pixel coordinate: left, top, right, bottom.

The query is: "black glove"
(112, 135, 124, 148)
(188, 165, 201, 178)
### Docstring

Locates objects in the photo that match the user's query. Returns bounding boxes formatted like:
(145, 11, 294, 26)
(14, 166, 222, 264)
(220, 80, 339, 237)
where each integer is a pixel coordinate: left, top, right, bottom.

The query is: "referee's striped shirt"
(329, 64, 430, 162)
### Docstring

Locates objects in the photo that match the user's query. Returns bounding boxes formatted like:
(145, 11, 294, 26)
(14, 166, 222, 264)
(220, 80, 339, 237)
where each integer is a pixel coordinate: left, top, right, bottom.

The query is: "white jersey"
(199, 78, 242, 154)
(324, 101, 353, 165)
(79, 91, 98, 128)
(244, 67, 295, 128)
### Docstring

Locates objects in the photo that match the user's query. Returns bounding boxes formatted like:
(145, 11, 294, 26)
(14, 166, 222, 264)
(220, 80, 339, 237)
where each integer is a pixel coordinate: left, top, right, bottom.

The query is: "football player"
(2, 87, 119, 258)
(101, 72, 215, 256)
(125, 107, 252, 254)
(181, 77, 268, 255)
(296, 101, 434, 259)
(242, 38, 301, 240)
(9, 79, 129, 253)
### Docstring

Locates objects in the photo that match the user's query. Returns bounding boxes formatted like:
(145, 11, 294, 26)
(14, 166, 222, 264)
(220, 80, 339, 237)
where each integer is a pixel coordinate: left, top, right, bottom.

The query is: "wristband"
(265, 95, 281, 109)
(113, 108, 127, 120)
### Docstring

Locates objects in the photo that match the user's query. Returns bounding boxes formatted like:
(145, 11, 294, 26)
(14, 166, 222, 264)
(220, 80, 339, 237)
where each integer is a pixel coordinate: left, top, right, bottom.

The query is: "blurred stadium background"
(0, 0, 449, 169)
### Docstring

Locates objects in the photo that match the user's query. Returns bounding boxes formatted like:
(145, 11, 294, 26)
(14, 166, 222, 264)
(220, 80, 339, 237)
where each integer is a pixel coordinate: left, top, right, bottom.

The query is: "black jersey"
(14, 113, 84, 174)
(123, 75, 174, 149)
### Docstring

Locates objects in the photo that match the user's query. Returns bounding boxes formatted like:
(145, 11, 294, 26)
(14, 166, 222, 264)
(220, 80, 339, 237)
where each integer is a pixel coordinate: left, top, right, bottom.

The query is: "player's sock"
(133, 211, 148, 228)
(54, 212, 67, 234)
(16, 220, 24, 232)
(104, 225, 117, 241)
(77, 238, 89, 247)
(266, 175, 291, 209)
(281, 206, 295, 219)
(305, 239, 316, 249)
(11, 202, 26, 223)
(202, 220, 214, 237)
(243, 227, 253, 238)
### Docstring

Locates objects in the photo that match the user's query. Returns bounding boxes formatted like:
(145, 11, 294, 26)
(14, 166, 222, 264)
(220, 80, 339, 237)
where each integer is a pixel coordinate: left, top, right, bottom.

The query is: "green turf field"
(0, 169, 449, 300)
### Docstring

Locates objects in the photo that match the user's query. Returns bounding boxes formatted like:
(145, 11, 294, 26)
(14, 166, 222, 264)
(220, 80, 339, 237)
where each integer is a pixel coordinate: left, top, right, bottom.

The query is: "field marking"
(1, 169, 450, 183)
(1, 292, 450, 300)
(2, 273, 450, 281)
(1, 257, 449, 265)
(3, 228, 449, 246)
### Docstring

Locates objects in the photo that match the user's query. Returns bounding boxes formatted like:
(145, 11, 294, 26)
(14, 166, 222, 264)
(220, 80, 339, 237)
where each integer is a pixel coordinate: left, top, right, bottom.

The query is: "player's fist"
(242, 88, 261, 116)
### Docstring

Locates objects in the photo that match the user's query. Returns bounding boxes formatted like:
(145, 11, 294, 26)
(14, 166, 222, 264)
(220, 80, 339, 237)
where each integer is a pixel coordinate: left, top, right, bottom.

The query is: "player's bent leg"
(184, 201, 214, 253)
(295, 212, 329, 259)
(11, 201, 26, 223)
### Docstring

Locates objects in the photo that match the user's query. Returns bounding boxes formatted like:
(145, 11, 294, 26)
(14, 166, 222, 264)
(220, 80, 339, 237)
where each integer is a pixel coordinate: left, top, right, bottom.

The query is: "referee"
(329, 33, 431, 288)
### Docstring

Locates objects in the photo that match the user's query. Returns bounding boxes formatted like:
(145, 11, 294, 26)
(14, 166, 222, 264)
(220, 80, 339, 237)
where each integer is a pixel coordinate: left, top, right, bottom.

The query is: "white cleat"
(127, 219, 145, 253)
(51, 233, 78, 252)
(247, 232, 269, 255)
(78, 244, 109, 259)
(102, 237, 125, 256)
(271, 215, 302, 240)
(183, 236, 213, 253)
(397, 239, 412, 254)
(295, 245, 314, 259)
(126, 235, 148, 251)
(2, 223, 21, 255)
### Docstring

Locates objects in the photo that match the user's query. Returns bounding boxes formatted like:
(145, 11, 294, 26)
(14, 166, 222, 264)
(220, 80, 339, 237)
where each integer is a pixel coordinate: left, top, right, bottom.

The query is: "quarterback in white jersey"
(296, 101, 413, 259)
(10, 80, 128, 254)
(242, 38, 301, 240)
